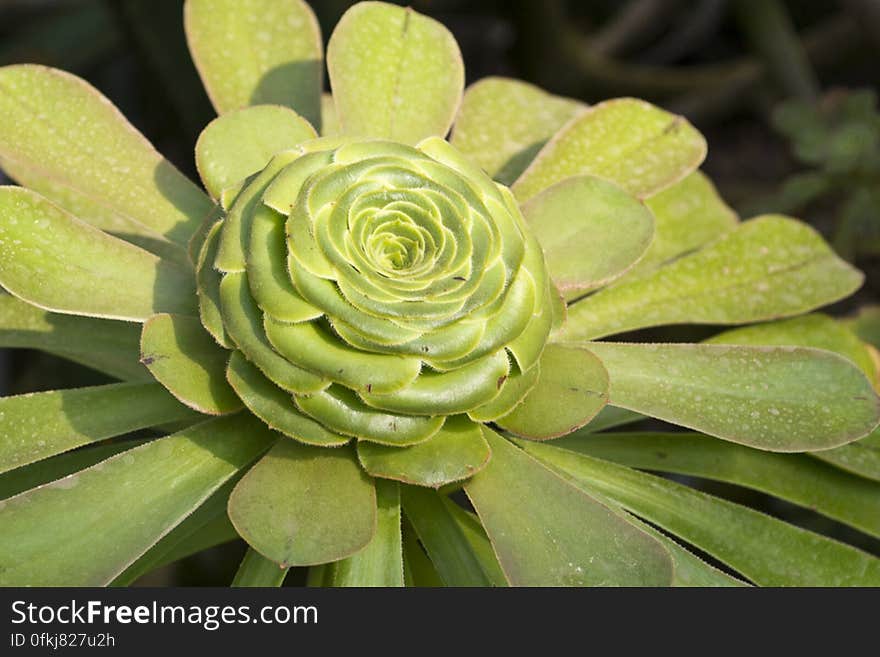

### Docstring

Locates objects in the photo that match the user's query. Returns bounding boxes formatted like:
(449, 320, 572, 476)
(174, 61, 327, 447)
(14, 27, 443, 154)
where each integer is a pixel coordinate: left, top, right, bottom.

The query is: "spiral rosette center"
(197, 136, 554, 447)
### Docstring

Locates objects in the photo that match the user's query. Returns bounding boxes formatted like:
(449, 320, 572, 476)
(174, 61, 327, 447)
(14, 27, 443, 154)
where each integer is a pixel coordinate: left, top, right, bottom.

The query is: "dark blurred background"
(2, 0, 879, 584)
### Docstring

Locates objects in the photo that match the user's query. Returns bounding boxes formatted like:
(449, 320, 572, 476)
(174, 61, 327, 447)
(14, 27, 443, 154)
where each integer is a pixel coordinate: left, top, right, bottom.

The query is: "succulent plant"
(1, 0, 879, 587)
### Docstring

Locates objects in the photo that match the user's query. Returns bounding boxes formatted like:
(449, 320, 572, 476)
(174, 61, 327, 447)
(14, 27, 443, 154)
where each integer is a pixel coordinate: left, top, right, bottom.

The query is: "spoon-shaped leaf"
(521, 440, 880, 586)
(195, 105, 317, 199)
(559, 215, 863, 341)
(0, 64, 211, 246)
(451, 77, 584, 185)
(228, 440, 376, 567)
(326, 2, 464, 144)
(513, 98, 706, 202)
(0, 414, 275, 586)
(0, 187, 197, 321)
(184, 0, 323, 127)
(521, 175, 654, 298)
(465, 428, 673, 586)
(583, 342, 880, 451)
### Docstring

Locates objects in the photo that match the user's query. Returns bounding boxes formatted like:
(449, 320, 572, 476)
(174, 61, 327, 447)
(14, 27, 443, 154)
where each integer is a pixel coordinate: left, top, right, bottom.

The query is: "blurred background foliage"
(1, 0, 879, 584)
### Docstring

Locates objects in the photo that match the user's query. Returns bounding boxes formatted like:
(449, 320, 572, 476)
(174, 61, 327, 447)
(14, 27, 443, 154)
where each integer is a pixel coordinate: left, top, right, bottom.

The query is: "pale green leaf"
(557, 432, 880, 538)
(450, 76, 584, 185)
(184, 0, 323, 127)
(0, 414, 275, 586)
(401, 485, 492, 586)
(233, 548, 289, 587)
(521, 440, 880, 586)
(195, 104, 317, 199)
(0, 382, 197, 475)
(496, 344, 608, 440)
(628, 170, 739, 279)
(513, 98, 706, 202)
(326, 2, 464, 144)
(0, 294, 148, 381)
(521, 175, 654, 298)
(357, 415, 490, 488)
(140, 313, 242, 415)
(328, 479, 404, 586)
(320, 93, 340, 137)
(0, 187, 197, 321)
(464, 428, 673, 586)
(559, 215, 864, 341)
(228, 440, 376, 567)
(0, 64, 211, 246)
(584, 342, 880, 451)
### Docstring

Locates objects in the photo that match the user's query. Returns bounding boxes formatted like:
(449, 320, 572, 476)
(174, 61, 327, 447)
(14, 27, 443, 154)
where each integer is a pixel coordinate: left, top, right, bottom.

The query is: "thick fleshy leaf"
(706, 314, 878, 383)
(584, 342, 880, 451)
(327, 480, 404, 586)
(627, 171, 738, 279)
(464, 428, 673, 586)
(226, 351, 348, 447)
(184, 0, 323, 127)
(580, 405, 645, 433)
(401, 524, 444, 586)
(233, 548, 289, 587)
(0, 414, 275, 586)
(522, 440, 880, 586)
(140, 313, 241, 415)
(0, 64, 211, 246)
(0, 294, 148, 381)
(558, 215, 864, 341)
(0, 187, 197, 321)
(558, 432, 880, 539)
(320, 94, 340, 137)
(228, 440, 376, 567)
(813, 427, 880, 483)
(521, 175, 654, 299)
(513, 98, 706, 202)
(401, 485, 493, 586)
(0, 382, 197, 475)
(357, 416, 490, 488)
(496, 344, 608, 440)
(0, 441, 143, 502)
(113, 479, 239, 586)
(326, 2, 464, 144)
(195, 105, 317, 199)
(450, 77, 584, 185)
(443, 501, 508, 587)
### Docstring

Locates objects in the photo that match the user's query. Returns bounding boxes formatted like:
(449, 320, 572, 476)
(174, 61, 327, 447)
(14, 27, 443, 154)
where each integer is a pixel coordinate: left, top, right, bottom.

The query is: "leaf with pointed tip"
(0, 382, 197, 475)
(140, 313, 241, 415)
(0, 187, 197, 321)
(559, 216, 864, 341)
(496, 344, 608, 440)
(465, 428, 673, 586)
(513, 98, 706, 202)
(584, 342, 880, 451)
(521, 175, 654, 299)
(357, 416, 490, 488)
(401, 485, 493, 586)
(0, 414, 275, 586)
(233, 548, 289, 587)
(812, 427, 880, 483)
(521, 440, 880, 586)
(326, 2, 463, 144)
(0, 294, 148, 381)
(634, 171, 738, 275)
(706, 313, 878, 383)
(196, 105, 317, 199)
(184, 0, 323, 127)
(0, 64, 211, 246)
(443, 500, 508, 587)
(328, 479, 404, 586)
(402, 523, 444, 587)
(557, 432, 880, 539)
(228, 441, 376, 567)
(451, 77, 584, 185)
